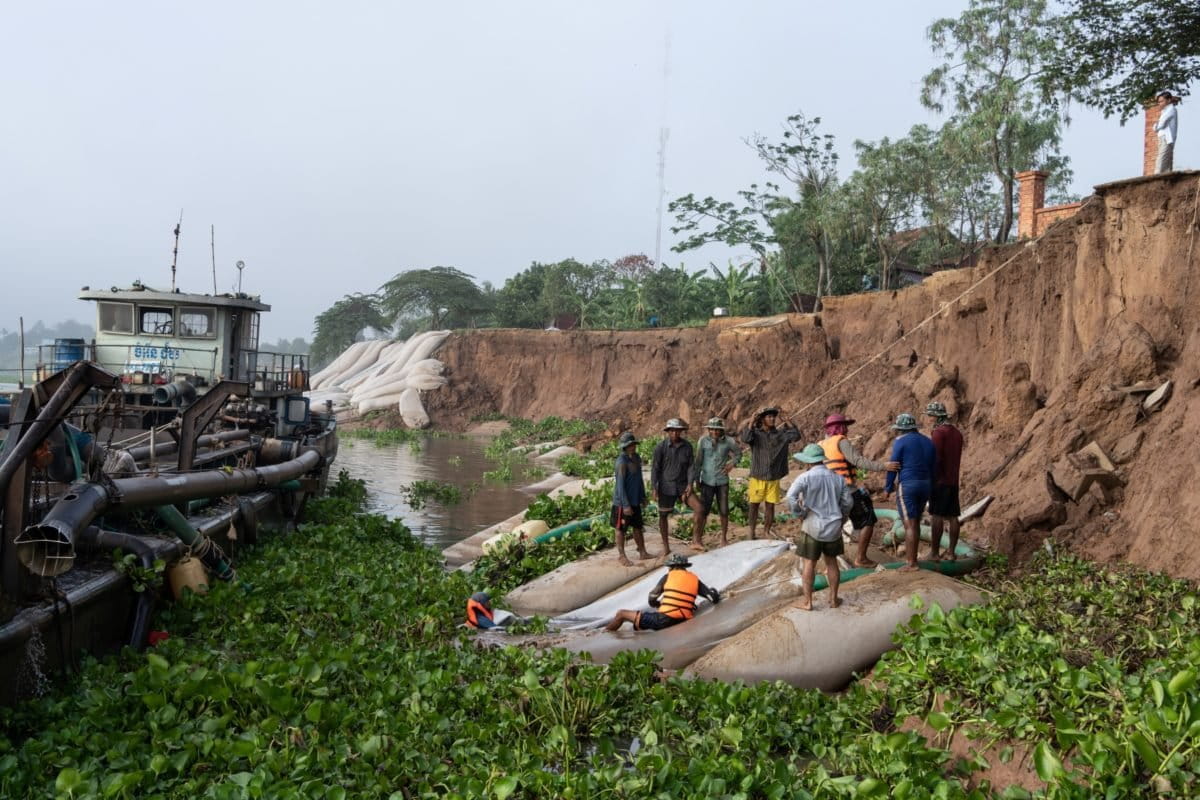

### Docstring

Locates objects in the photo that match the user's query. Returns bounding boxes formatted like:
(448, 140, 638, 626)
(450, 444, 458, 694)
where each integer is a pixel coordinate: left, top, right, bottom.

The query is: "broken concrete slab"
(1142, 380, 1173, 413)
(1050, 452, 1125, 503)
(911, 361, 957, 401)
(1110, 430, 1144, 464)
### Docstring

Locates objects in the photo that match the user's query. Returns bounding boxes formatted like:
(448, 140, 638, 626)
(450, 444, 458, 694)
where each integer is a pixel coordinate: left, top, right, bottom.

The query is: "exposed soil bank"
(424, 172, 1200, 580)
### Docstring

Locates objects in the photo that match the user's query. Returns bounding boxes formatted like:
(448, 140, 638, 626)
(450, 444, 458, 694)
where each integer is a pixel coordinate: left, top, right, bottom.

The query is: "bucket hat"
(823, 413, 855, 428)
(665, 552, 691, 568)
(618, 431, 640, 448)
(925, 401, 948, 419)
(891, 413, 919, 431)
(794, 443, 827, 464)
(705, 417, 725, 430)
(664, 418, 688, 431)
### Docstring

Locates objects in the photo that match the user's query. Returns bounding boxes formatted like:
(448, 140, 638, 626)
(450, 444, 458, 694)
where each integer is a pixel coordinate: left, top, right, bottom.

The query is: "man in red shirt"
(925, 402, 963, 560)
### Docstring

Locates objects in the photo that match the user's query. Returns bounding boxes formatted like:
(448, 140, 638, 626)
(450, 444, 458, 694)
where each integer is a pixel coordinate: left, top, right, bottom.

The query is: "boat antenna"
(236, 260, 245, 294)
(170, 209, 183, 292)
(210, 225, 218, 294)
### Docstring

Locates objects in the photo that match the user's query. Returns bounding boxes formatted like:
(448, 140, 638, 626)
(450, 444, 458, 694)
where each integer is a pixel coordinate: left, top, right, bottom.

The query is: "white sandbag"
(533, 445, 580, 465)
(398, 387, 430, 429)
(355, 393, 405, 414)
(404, 331, 450, 367)
(520, 471, 575, 496)
(506, 547, 668, 618)
(556, 550, 809, 668)
(329, 339, 390, 388)
(482, 520, 550, 554)
(442, 511, 528, 567)
(310, 341, 369, 389)
(352, 376, 411, 403)
(407, 358, 444, 376)
(685, 570, 986, 690)
(551, 540, 790, 630)
(334, 339, 398, 389)
(341, 341, 406, 390)
(406, 373, 447, 391)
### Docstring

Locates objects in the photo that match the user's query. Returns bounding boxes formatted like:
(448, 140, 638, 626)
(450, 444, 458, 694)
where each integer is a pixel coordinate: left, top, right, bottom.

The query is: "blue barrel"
(53, 338, 86, 370)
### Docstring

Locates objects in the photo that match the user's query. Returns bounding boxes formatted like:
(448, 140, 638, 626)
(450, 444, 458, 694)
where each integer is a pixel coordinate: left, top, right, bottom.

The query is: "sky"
(1, 1, 1192, 342)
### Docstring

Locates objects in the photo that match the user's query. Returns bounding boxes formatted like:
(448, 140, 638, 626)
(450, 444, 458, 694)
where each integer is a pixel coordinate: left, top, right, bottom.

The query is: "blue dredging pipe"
(15, 448, 323, 578)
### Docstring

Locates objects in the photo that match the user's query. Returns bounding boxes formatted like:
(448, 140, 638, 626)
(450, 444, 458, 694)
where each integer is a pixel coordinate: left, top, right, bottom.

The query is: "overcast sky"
(2, 1, 1191, 342)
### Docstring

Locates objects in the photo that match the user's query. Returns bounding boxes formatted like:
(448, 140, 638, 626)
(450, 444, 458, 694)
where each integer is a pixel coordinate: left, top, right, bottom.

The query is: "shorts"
(797, 533, 845, 561)
(657, 493, 681, 517)
(897, 480, 931, 521)
(698, 483, 730, 516)
(610, 504, 644, 533)
(929, 484, 961, 518)
(635, 610, 687, 631)
(849, 487, 877, 530)
(747, 477, 782, 505)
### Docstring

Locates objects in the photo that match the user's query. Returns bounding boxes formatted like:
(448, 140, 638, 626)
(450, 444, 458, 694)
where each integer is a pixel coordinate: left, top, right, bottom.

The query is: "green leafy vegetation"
(471, 521, 614, 597)
(400, 479, 465, 510)
(3, 476, 1200, 796)
(110, 551, 166, 594)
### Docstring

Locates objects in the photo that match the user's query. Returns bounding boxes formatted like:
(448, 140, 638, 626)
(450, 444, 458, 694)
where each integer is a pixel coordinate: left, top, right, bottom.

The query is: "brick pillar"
(1144, 102, 1163, 176)
(1016, 170, 1047, 239)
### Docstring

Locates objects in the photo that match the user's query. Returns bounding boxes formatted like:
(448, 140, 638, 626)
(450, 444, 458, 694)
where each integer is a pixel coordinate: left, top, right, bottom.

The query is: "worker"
(925, 401, 964, 561)
(465, 592, 497, 629)
(740, 406, 801, 540)
(785, 443, 855, 610)
(883, 413, 937, 571)
(612, 431, 651, 566)
(604, 552, 721, 631)
(689, 417, 743, 549)
(650, 418, 698, 556)
(818, 413, 892, 567)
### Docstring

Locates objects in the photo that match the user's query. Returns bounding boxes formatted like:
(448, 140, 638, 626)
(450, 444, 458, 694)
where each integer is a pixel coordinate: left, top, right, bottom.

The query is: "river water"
(334, 434, 537, 551)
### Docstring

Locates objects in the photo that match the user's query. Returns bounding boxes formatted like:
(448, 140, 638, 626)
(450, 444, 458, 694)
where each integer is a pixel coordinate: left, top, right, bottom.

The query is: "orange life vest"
(820, 434, 853, 484)
(658, 569, 700, 620)
(466, 598, 494, 628)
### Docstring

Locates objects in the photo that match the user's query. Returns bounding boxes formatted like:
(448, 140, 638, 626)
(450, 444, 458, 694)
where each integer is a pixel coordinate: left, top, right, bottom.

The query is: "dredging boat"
(0, 283, 336, 705)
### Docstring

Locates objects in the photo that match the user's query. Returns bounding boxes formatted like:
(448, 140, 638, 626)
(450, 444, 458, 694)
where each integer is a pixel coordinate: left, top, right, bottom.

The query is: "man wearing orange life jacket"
(465, 592, 497, 630)
(818, 413, 893, 568)
(604, 553, 721, 631)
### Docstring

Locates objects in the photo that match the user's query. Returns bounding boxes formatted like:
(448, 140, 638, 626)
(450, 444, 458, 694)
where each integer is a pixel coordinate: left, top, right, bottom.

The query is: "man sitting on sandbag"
(603, 553, 721, 632)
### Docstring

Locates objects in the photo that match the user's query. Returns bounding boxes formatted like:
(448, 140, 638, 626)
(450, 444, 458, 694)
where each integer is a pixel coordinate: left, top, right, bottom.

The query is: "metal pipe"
(123, 428, 250, 462)
(0, 363, 89, 496)
(16, 448, 321, 577)
(77, 526, 183, 649)
(154, 504, 235, 581)
(152, 381, 197, 407)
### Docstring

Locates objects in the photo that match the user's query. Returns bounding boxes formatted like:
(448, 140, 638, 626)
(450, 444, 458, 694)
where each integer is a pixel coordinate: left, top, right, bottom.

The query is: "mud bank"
(426, 173, 1200, 579)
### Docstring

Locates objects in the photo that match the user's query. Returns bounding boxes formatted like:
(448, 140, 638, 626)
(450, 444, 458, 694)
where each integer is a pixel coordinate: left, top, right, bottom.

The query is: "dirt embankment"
(425, 172, 1200, 579)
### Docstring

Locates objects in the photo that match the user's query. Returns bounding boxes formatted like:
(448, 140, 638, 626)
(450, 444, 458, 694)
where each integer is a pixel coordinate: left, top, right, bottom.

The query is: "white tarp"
(550, 539, 790, 629)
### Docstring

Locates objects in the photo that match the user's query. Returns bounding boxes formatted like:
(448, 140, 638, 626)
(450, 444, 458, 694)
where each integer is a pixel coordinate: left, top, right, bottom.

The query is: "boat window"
(241, 311, 260, 350)
(179, 307, 216, 338)
(139, 306, 175, 336)
(98, 302, 134, 334)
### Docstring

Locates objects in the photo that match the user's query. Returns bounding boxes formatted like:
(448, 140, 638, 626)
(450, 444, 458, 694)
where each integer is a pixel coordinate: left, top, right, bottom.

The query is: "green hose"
(154, 504, 236, 581)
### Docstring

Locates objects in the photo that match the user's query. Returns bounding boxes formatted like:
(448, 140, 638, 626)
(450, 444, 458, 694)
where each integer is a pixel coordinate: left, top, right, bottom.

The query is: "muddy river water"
(333, 434, 537, 551)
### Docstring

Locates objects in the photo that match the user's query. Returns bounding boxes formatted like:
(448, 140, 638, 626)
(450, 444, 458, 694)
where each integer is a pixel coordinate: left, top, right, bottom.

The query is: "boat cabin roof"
(79, 284, 270, 312)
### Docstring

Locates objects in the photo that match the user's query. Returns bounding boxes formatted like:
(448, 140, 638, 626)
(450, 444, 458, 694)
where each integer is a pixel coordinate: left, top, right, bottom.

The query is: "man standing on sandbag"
(786, 444, 855, 610)
(884, 413, 937, 572)
(689, 417, 742, 549)
(651, 418, 698, 556)
(741, 406, 801, 539)
(604, 552, 721, 631)
(818, 413, 891, 568)
(925, 402, 963, 561)
(612, 431, 651, 566)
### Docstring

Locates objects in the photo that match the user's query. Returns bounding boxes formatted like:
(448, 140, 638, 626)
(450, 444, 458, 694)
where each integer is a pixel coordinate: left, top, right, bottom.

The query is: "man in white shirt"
(1155, 91, 1180, 174)
(785, 443, 854, 611)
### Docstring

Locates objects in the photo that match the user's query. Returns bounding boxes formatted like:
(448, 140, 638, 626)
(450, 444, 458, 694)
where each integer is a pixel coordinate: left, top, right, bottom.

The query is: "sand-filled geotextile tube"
(684, 569, 985, 689)
(550, 539, 790, 629)
(504, 547, 669, 618)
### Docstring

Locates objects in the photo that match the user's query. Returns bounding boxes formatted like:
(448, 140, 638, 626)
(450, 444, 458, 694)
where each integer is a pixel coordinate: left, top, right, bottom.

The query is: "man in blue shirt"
(612, 431, 650, 566)
(883, 413, 937, 572)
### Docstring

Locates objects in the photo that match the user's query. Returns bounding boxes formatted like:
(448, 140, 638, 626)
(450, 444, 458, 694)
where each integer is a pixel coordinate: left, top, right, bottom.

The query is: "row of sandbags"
(305, 331, 451, 428)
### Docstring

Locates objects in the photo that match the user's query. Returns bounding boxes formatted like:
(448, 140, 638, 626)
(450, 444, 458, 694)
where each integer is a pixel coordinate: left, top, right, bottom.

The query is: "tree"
(493, 263, 551, 328)
(539, 259, 613, 329)
(668, 189, 778, 265)
(612, 254, 656, 279)
(922, 0, 1070, 243)
(310, 293, 388, 367)
(709, 261, 759, 316)
(1043, 0, 1200, 120)
(378, 267, 491, 330)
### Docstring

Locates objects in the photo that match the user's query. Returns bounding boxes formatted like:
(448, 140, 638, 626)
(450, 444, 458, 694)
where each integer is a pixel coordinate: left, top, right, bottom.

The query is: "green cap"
(794, 443, 827, 464)
(618, 431, 639, 448)
(925, 401, 948, 419)
(892, 413, 918, 431)
(664, 418, 688, 431)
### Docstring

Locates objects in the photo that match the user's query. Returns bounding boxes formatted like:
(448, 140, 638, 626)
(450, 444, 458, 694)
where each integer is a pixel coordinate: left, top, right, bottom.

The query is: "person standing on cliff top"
(740, 407, 801, 540)
(1155, 91, 1180, 174)
(924, 402, 964, 561)
(884, 413, 936, 572)
(612, 431, 651, 566)
(651, 418, 698, 557)
(689, 417, 743, 549)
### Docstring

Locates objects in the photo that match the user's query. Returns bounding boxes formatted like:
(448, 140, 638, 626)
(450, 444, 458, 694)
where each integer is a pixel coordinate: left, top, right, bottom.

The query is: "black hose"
(76, 526, 181, 650)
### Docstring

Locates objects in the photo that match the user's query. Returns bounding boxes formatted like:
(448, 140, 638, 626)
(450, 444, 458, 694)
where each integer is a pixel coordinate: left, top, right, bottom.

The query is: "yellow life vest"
(819, 434, 853, 484)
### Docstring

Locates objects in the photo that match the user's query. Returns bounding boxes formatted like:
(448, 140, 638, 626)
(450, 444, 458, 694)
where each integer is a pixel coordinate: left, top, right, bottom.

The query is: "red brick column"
(1016, 170, 1047, 239)
(1144, 103, 1163, 176)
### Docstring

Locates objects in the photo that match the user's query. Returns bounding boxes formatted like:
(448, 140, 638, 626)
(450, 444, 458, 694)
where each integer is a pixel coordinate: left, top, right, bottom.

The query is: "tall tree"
(1043, 0, 1199, 120)
(310, 293, 388, 367)
(378, 267, 491, 330)
(921, 0, 1069, 243)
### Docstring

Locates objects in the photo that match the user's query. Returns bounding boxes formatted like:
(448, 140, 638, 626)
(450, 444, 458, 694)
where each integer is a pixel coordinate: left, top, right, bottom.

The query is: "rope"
(788, 238, 1041, 422)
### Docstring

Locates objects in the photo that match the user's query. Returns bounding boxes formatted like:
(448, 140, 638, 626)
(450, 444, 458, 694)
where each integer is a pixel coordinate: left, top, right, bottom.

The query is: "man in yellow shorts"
(740, 406, 800, 539)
